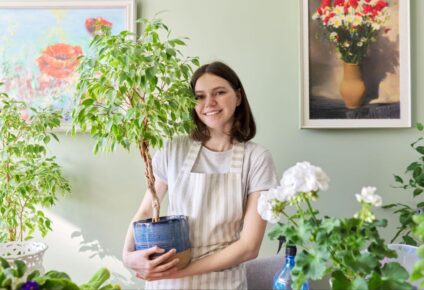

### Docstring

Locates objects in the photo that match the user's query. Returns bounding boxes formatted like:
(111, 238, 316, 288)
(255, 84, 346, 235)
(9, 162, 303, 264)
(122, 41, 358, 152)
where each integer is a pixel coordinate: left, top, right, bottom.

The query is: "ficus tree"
(71, 18, 199, 222)
(383, 123, 424, 246)
(0, 89, 71, 242)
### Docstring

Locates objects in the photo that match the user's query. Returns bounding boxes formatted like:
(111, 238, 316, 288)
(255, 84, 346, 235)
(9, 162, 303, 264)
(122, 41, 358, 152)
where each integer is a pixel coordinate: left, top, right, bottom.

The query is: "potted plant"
(0, 257, 121, 290)
(0, 89, 71, 272)
(71, 18, 199, 268)
(383, 123, 424, 246)
(258, 162, 414, 289)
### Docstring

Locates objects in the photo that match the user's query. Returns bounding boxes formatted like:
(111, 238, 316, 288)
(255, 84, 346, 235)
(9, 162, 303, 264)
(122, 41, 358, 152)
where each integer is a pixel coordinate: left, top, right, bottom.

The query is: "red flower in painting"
(36, 43, 83, 79)
(317, 0, 332, 15)
(334, 0, 344, 7)
(85, 17, 112, 35)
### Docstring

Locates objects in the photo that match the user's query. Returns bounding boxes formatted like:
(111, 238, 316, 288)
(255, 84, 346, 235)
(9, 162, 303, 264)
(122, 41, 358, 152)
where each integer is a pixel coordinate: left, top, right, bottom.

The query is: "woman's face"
(194, 73, 241, 135)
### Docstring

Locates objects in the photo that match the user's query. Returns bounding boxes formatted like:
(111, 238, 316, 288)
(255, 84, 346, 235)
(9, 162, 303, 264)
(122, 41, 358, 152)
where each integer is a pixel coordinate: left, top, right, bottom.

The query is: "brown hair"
(190, 61, 256, 143)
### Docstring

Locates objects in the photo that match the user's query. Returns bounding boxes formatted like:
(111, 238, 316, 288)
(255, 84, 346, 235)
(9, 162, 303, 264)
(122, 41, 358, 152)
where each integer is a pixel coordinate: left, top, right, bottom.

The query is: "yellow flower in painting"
(334, 6, 344, 15)
(330, 16, 343, 28)
(352, 15, 363, 26)
(345, 14, 354, 24)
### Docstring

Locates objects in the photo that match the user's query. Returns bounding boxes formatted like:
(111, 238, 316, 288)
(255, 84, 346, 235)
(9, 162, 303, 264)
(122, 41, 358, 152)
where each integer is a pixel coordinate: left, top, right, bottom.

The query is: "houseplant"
(258, 161, 413, 290)
(71, 18, 198, 267)
(0, 257, 121, 290)
(0, 89, 71, 271)
(383, 123, 424, 246)
(312, 0, 390, 108)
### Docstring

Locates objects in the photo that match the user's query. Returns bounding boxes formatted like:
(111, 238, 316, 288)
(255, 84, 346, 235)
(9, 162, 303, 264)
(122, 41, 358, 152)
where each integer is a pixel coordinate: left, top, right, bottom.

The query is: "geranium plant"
(258, 162, 413, 290)
(0, 89, 70, 242)
(71, 18, 198, 222)
(383, 123, 424, 246)
(312, 0, 390, 64)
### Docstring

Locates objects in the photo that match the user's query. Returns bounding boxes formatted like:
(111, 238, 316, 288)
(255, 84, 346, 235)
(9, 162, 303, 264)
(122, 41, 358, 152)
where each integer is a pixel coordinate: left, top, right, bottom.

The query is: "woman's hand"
(123, 246, 180, 281)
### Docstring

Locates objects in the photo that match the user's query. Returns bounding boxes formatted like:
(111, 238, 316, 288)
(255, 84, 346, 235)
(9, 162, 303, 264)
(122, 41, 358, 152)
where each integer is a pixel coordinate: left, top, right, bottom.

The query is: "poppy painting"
(0, 1, 135, 130)
(300, 0, 411, 128)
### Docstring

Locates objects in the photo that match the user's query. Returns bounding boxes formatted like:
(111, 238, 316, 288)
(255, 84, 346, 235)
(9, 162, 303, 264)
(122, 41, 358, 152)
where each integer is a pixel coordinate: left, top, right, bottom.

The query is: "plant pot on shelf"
(340, 62, 366, 109)
(0, 241, 48, 274)
(133, 215, 191, 269)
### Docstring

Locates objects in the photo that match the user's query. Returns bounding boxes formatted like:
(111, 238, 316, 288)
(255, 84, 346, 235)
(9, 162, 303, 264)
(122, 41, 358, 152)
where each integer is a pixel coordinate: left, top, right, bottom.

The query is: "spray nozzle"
(276, 235, 286, 254)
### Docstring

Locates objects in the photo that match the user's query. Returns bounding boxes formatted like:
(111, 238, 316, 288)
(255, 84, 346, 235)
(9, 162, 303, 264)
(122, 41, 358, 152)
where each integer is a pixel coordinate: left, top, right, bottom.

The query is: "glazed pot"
(133, 215, 191, 269)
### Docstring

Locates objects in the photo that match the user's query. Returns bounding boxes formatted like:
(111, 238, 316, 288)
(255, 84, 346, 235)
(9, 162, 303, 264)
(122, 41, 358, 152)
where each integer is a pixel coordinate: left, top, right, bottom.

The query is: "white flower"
(330, 15, 344, 28)
(312, 12, 320, 20)
(257, 189, 283, 224)
(352, 15, 363, 26)
(345, 14, 354, 24)
(329, 32, 338, 42)
(355, 186, 383, 207)
(372, 22, 381, 31)
(334, 6, 344, 15)
(279, 162, 330, 196)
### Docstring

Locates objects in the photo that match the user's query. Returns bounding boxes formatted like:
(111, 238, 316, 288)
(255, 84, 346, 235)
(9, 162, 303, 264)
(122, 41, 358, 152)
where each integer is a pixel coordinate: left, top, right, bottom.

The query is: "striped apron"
(146, 141, 247, 289)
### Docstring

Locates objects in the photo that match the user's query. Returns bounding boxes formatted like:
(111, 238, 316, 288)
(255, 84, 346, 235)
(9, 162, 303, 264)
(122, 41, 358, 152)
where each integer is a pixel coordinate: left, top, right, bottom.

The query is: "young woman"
(122, 61, 277, 289)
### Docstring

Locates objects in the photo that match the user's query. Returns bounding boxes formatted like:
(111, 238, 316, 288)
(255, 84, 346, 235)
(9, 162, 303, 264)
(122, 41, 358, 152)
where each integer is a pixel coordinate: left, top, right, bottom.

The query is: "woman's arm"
(155, 191, 267, 280)
(122, 179, 180, 280)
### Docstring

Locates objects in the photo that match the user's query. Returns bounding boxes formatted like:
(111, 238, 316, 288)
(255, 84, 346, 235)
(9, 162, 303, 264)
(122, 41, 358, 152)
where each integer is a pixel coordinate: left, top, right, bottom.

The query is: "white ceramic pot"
(0, 241, 48, 274)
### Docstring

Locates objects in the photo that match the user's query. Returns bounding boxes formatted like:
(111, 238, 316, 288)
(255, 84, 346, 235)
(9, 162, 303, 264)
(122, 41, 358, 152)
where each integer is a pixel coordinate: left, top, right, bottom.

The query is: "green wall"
(40, 0, 423, 288)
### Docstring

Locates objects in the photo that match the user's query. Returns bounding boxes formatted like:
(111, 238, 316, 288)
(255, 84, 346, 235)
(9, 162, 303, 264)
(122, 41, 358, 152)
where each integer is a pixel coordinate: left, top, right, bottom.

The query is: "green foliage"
(0, 257, 120, 290)
(410, 214, 424, 287)
(383, 123, 424, 246)
(71, 17, 199, 153)
(0, 91, 71, 242)
(269, 193, 413, 290)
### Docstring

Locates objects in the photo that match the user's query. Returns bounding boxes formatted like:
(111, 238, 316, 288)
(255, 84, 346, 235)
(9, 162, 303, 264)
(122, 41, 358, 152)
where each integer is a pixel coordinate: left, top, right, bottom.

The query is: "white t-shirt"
(152, 136, 278, 196)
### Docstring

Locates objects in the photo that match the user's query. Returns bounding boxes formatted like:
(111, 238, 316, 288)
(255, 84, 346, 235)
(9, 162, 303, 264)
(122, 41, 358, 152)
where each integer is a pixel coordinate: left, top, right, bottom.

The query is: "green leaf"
(417, 123, 424, 131)
(394, 175, 404, 184)
(331, 270, 351, 290)
(268, 224, 285, 240)
(416, 146, 424, 155)
(381, 262, 409, 282)
(402, 235, 417, 246)
(352, 277, 367, 290)
(414, 188, 423, 197)
(14, 260, 26, 277)
(382, 203, 397, 209)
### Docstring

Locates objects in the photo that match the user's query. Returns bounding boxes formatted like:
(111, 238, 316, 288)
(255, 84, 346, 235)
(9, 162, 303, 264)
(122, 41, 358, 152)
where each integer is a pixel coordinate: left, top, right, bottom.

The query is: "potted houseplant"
(312, 0, 390, 108)
(71, 18, 199, 268)
(0, 257, 121, 290)
(0, 89, 71, 273)
(383, 123, 424, 246)
(258, 161, 414, 289)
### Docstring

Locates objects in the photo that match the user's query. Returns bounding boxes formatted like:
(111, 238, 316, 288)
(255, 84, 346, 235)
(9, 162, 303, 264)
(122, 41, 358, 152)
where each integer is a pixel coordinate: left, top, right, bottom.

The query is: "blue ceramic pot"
(133, 215, 191, 256)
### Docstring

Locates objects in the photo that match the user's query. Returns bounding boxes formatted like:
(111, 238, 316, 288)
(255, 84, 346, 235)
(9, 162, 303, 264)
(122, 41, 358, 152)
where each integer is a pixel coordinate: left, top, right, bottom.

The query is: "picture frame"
(300, 0, 411, 128)
(0, 0, 136, 131)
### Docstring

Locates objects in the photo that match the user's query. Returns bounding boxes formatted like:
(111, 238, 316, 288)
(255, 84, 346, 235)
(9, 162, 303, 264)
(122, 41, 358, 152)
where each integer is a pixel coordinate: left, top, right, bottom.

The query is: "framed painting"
(300, 0, 411, 128)
(0, 0, 136, 130)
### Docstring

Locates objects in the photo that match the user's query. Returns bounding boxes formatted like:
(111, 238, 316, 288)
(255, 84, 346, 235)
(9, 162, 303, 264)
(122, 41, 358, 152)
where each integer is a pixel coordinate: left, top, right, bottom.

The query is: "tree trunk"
(139, 139, 160, 222)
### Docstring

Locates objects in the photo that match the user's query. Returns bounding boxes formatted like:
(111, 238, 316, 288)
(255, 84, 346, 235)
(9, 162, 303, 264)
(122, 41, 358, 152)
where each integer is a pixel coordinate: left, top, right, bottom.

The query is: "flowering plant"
(258, 162, 413, 289)
(312, 0, 390, 64)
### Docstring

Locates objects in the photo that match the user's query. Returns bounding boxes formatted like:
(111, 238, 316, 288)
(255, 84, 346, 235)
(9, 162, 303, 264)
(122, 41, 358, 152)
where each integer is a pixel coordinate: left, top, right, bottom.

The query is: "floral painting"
(300, 0, 410, 128)
(0, 1, 134, 129)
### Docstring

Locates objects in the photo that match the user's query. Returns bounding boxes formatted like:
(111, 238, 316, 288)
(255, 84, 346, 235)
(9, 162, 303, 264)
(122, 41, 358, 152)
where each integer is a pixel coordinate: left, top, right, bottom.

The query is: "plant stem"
(306, 199, 319, 226)
(282, 211, 298, 227)
(138, 137, 160, 223)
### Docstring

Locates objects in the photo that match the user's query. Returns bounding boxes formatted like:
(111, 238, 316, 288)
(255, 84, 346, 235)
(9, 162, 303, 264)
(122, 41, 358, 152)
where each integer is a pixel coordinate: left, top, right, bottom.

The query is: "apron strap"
(229, 142, 244, 173)
(181, 140, 245, 173)
(181, 141, 202, 173)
